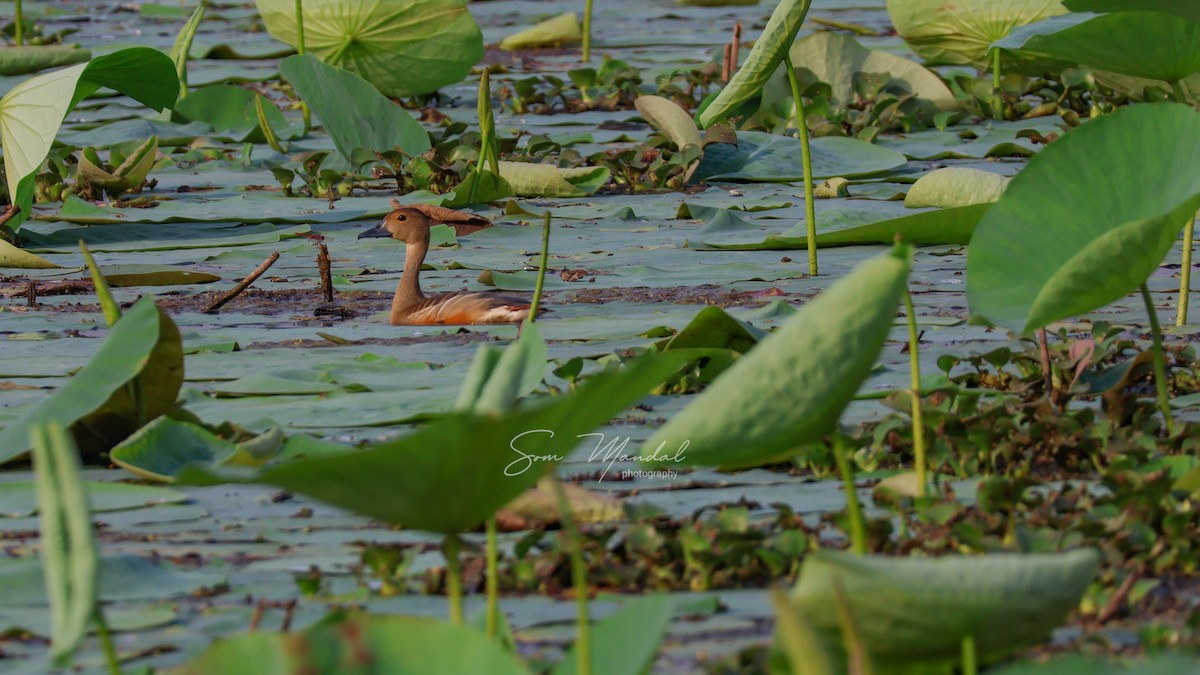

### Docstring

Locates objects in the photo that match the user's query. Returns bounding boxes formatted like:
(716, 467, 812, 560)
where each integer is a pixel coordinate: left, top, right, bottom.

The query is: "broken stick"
(204, 251, 280, 314)
(0, 205, 20, 229)
(316, 241, 333, 303)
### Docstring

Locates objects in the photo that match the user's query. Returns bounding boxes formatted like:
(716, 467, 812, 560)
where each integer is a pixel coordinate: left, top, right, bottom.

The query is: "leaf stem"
(1178, 217, 1194, 326)
(552, 477, 591, 675)
(485, 516, 499, 639)
(294, 0, 305, 55)
(1140, 284, 1176, 436)
(903, 289, 926, 497)
(443, 535, 464, 625)
(80, 242, 120, 327)
(529, 211, 551, 321)
(782, 53, 817, 276)
(833, 436, 866, 555)
(1171, 79, 1188, 104)
(992, 48, 1003, 121)
(582, 0, 593, 63)
(961, 635, 977, 675)
(14, 0, 23, 46)
(94, 609, 122, 675)
(295, 0, 311, 133)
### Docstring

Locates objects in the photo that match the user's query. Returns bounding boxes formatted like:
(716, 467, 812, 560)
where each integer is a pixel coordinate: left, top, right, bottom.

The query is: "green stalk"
(961, 635, 977, 675)
(14, 0, 23, 46)
(992, 48, 1003, 121)
(529, 211, 551, 320)
(443, 535, 464, 625)
(552, 477, 591, 675)
(33, 423, 103, 670)
(94, 609, 121, 675)
(294, 0, 306, 55)
(255, 96, 285, 153)
(79, 242, 120, 327)
(485, 517, 499, 639)
(478, 70, 500, 175)
(903, 288, 927, 497)
(1140, 284, 1176, 436)
(582, 0, 593, 63)
(833, 437, 866, 555)
(782, 53, 817, 276)
(1171, 79, 1188, 104)
(295, 0, 312, 133)
(81, 242, 144, 425)
(1179, 217, 1194, 326)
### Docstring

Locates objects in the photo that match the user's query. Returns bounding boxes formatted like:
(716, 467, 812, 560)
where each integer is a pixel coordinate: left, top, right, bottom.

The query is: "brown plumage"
(358, 201, 538, 325)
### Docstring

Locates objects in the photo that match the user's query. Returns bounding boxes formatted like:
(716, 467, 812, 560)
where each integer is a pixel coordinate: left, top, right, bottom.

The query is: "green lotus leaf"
(77, 135, 159, 193)
(967, 103, 1200, 335)
(179, 612, 532, 675)
(179, 353, 687, 534)
(790, 549, 1100, 672)
(498, 161, 610, 197)
(279, 54, 431, 161)
(641, 246, 910, 469)
(256, 0, 484, 98)
(887, 0, 1067, 69)
(498, 12, 582, 51)
(993, 11, 1200, 84)
(0, 239, 60, 269)
(698, 0, 813, 127)
(0, 46, 91, 76)
(0, 48, 178, 230)
(693, 130, 907, 183)
(755, 31, 957, 127)
(1064, 0, 1200, 22)
(904, 167, 1009, 209)
(701, 204, 989, 250)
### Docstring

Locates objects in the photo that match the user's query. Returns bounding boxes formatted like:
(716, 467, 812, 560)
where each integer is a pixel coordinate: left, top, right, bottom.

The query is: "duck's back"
(393, 291, 534, 325)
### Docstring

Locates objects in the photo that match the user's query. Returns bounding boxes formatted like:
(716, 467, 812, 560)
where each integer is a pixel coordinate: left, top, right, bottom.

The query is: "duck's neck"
(392, 239, 429, 319)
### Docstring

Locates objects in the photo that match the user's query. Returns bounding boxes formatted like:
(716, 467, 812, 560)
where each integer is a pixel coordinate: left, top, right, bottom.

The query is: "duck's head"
(358, 207, 429, 244)
(359, 200, 494, 244)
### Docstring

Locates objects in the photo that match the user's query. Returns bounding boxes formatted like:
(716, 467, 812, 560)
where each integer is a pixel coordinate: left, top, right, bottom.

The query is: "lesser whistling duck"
(358, 201, 538, 325)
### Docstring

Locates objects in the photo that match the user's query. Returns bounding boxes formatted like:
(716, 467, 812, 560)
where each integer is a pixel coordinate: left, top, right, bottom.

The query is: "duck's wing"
(402, 204, 493, 235)
(398, 291, 533, 325)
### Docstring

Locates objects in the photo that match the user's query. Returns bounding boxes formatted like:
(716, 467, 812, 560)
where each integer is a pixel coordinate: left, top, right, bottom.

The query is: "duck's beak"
(358, 221, 390, 239)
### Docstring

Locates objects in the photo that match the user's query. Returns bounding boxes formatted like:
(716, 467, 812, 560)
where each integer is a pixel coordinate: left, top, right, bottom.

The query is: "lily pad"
(0, 480, 187, 518)
(693, 131, 907, 182)
(109, 417, 241, 482)
(704, 203, 989, 249)
(0, 239, 60, 269)
(0, 45, 91, 76)
(100, 264, 221, 287)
